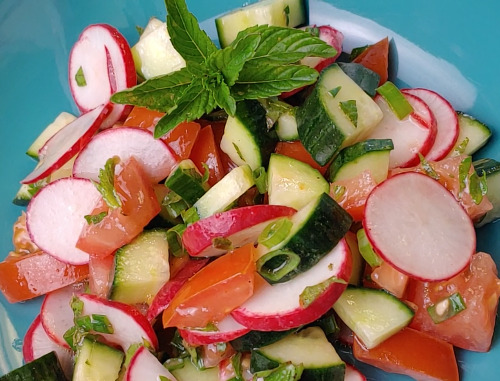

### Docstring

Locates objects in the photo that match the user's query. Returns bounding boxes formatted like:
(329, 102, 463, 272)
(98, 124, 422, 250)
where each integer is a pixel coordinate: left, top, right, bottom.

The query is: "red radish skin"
(231, 240, 351, 331)
(146, 258, 209, 322)
(68, 24, 136, 127)
(72, 127, 177, 182)
(23, 315, 74, 379)
(182, 205, 296, 257)
(179, 314, 250, 346)
(402, 88, 459, 161)
(40, 283, 86, 348)
(366, 94, 436, 168)
(21, 104, 112, 184)
(125, 346, 176, 381)
(345, 364, 367, 381)
(363, 172, 475, 281)
(26, 178, 102, 265)
(78, 293, 159, 350)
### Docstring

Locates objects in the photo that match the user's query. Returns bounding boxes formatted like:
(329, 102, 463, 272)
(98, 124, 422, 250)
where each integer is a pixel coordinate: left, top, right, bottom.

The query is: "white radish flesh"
(23, 315, 74, 379)
(366, 94, 435, 168)
(179, 314, 250, 346)
(402, 88, 459, 161)
(40, 283, 85, 348)
(363, 172, 475, 281)
(68, 24, 136, 126)
(72, 126, 177, 182)
(125, 346, 176, 381)
(21, 104, 112, 184)
(78, 293, 159, 351)
(26, 178, 102, 265)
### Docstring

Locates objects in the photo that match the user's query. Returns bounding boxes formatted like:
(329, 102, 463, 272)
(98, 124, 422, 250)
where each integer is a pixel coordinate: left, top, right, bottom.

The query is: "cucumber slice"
(474, 158, 500, 227)
(170, 358, 218, 381)
(110, 229, 170, 305)
(333, 286, 414, 349)
(230, 329, 297, 352)
(250, 326, 345, 380)
(26, 112, 76, 160)
(220, 100, 277, 170)
(193, 165, 255, 219)
(267, 153, 329, 210)
(449, 111, 492, 156)
(261, 192, 352, 283)
(215, 0, 308, 48)
(0, 352, 67, 381)
(165, 159, 207, 206)
(131, 18, 186, 79)
(328, 139, 394, 183)
(296, 63, 384, 166)
(73, 337, 124, 381)
(275, 111, 299, 141)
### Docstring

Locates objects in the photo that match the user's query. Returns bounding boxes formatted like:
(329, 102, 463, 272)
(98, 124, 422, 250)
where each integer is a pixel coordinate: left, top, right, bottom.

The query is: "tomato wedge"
(353, 327, 459, 381)
(162, 121, 201, 161)
(0, 251, 88, 303)
(162, 244, 256, 329)
(123, 106, 165, 129)
(76, 157, 161, 257)
(190, 125, 226, 186)
(352, 37, 389, 85)
(275, 141, 329, 175)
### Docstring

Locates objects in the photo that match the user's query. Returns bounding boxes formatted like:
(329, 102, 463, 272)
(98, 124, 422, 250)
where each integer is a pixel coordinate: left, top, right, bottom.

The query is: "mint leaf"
(233, 25, 337, 66)
(232, 63, 319, 100)
(111, 66, 192, 111)
(154, 78, 216, 137)
(94, 156, 121, 209)
(84, 211, 107, 225)
(208, 33, 261, 86)
(211, 79, 236, 116)
(165, 0, 217, 63)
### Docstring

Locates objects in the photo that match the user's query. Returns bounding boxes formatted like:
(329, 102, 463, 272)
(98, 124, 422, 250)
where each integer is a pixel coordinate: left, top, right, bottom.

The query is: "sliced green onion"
(70, 296, 84, 317)
(163, 357, 185, 371)
(469, 171, 487, 205)
(181, 206, 200, 224)
(258, 217, 293, 248)
(356, 228, 382, 267)
(376, 81, 414, 120)
(253, 167, 268, 194)
(162, 191, 189, 218)
(167, 224, 187, 257)
(256, 249, 300, 283)
(458, 156, 472, 195)
(231, 352, 243, 380)
(299, 276, 346, 308)
(427, 292, 466, 324)
(91, 314, 114, 334)
(63, 326, 78, 350)
(339, 100, 358, 127)
(75, 315, 92, 331)
(418, 153, 439, 180)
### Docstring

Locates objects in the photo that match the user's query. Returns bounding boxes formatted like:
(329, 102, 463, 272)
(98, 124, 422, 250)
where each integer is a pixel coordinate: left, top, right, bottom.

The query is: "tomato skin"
(353, 327, 459, 381)
(162, 244, 256, 329)
(0, 251, 89, 303)
(330, 170, 377, 221)
(190, 125, 226, 186)
(406, 252, 500, 352)
(162, 121, 201, 161)
(275, 141, 329, 175)
(352, 37, 389, 85)
(76, 157, 161, 257)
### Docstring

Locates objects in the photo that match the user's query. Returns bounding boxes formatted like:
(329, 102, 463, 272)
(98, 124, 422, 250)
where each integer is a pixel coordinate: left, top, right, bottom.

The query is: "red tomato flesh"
(275, 141, 329, 175)
(352, 37, 389, 85)
(162, 244, 256, 329)
(190, 125, 226, 186)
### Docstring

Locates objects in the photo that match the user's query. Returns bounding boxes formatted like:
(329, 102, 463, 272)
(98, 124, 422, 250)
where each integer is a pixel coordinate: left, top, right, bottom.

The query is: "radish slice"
(179, 315, 250, 346)
(40, 283, 86, 349)
(72, 127, 177, 182)
(363, 172, 475, 281)
(345, 364, 367, 381)
(23, 315, 74, 379)
(26, 177, 102, 265)
(78, 293, 159, 351)
(366, 94, 436, 168)
(402, 88, 459, 161)
(69, 24, 136, 126)
(182, 205, 296, 257)
(302, 25, 344, 72)
(231, 240, 351, 331)
(146, 258, 209, 322)
(21, 104, 112, 184)
(125, 346, 176, 381)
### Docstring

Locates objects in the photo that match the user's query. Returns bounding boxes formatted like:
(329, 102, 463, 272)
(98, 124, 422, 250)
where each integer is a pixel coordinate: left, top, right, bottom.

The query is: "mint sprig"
(111, 0, 337, 138)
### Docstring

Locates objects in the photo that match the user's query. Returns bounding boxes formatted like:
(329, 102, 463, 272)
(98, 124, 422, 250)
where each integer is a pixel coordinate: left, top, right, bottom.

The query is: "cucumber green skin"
(327, 138, 394, 181)
(338, 62, 380, 97)
(474, 158, 500, 176)
(474, 158, 500, 227)
(274, 193, 352, 283)
(230, 329, 297, 352)
(296, 86, 346, 166)
(165, 167, 206, 206)
(251, 351, 345, 381)
(234, 99, 278, 168)
(0, 352, 67, 381)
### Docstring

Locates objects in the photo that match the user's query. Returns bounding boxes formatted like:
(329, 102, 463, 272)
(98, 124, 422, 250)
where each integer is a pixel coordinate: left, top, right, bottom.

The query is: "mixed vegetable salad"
(1, 0, 500, 380)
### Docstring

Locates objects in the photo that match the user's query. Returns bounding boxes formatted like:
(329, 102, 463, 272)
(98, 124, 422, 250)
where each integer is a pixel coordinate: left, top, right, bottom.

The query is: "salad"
(1, 0, 500, 380)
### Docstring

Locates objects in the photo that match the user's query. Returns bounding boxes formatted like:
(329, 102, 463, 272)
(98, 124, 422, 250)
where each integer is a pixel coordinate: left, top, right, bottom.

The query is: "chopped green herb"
(253, 363, 303, 381)
(339, 100, 358, 127)
(135, 25, 144, 36)
(458, 156, 472, 196)
(469, 171, 488, 205)
(91, 314, 114, 334)
(284, 5, 290, 26)
(418, 153, 439, 180)
(329, 86, 341, 97)
(212, 236, 233, 250)
(233, 142, 244, 161)
(75, 66, 87, 87)
(452, 137, 469, 156)
(427, 292, 466, 324)
(84, 211, 107, 225)
(253, 167, 268, 194)
(94, 156, 122, 209)
(163, 358, 185, 371)
(299, 276, 347, 308)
